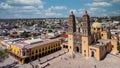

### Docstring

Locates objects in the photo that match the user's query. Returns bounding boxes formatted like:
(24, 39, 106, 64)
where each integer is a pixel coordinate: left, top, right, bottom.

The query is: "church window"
(112, 45, 114, 48)
(98, 28, 100, 30)
(84, 50, 86, 52)
(102, 34, 103, 36)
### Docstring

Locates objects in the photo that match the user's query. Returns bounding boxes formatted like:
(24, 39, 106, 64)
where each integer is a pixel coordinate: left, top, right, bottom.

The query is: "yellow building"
(68, 11, 119, 61)
(9, 38, 61, 64)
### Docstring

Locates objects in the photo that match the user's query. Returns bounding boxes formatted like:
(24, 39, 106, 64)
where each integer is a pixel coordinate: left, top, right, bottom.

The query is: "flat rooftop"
(91, 39, 112, 47)
(12, 37, 61, 49)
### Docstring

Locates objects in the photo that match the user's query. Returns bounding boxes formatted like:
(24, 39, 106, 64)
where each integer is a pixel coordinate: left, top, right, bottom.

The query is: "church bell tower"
(81, 11, 91, 57)
(68, 11, 76, 52)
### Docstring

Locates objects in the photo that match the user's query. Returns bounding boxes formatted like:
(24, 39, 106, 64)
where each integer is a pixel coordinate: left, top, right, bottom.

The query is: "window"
(22, 52, 25, 56)
(112, 45, 114, 48)
(48, 46, 50, 49)
(45, 47, 47, 50)
(102, 34, 103, 36)
(36, 50, 38, 53)
(42, 48, 44, 51)
(32, 51, 34, 54)
(84, 50, 86, 52)
(56, 43, 58, 47)
(98, 28, 100, 30)
(58, 43, 60, 46)
(39, 49, 41, 52)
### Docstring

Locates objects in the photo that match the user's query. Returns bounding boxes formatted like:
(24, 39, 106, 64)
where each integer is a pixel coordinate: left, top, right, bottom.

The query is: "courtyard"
(0, 50, 120, 68)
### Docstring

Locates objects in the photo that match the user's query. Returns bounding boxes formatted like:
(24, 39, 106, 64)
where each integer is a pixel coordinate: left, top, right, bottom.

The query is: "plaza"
(0, 50, 120, 68)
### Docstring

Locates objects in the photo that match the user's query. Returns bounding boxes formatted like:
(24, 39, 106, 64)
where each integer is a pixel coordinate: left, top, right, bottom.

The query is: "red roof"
(60, 34, 68, 38)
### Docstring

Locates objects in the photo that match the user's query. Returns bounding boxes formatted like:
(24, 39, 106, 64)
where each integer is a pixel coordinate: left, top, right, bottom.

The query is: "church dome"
(92, 22, 101, 28)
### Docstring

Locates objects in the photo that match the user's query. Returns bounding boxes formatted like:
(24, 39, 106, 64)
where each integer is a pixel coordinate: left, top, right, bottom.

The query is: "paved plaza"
(0, 50, 120, 68)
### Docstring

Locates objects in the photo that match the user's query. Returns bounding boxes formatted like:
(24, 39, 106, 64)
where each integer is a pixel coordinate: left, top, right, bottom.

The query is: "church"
(68, 11, 118, 60)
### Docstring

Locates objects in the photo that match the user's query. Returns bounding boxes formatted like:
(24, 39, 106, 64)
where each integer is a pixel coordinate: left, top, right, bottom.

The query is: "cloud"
(69, 9, 77, 14)
(68, 7, 107, 17)
(94, 0, 120, 4)
(112, 0, 120, 3)
(7, 0, 42, 4)
(0, 2, 12, 9)
(0, 0, 119, 18)
(94, 0, 109, 1)
(44, 6, 67, 17)
(0, 0, 44, 18)
(111, 10, 120, 15)
(86, 2, 112, 7)
(45, 12, 62, 17)
(89, 8, 106, 12)
(45, 6, 67, 13)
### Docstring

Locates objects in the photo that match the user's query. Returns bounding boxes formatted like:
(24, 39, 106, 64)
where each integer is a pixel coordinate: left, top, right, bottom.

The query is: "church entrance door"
(91, 51, 95, 57)
(76, 47, 79, 52)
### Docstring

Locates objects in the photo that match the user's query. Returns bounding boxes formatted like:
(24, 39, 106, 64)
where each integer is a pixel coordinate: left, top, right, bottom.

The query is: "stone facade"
(68, 11, 119, 60)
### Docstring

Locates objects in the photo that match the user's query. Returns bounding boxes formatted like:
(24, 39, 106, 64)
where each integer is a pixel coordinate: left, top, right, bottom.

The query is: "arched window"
(39, 49, 41, 52)
(32, 50, 34, 54)
(48, 46, 50, 49)
(45, 47, 47, 50)
(36, 49, 38, 53)
(42, 48, 44, 51)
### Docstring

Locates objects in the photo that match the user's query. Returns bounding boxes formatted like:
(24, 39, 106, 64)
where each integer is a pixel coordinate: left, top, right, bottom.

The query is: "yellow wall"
(82, 36, 90, 57)
(10, 39, 61, 64)
(89, 46, 100, 60)
(10, 45, 21, 56)
(0, 40, 2, 44)
(101, 31, 108, 39)
(30, 41, 61, 57)
(68, 35, 74, 52)
(111, 40, 118, 51)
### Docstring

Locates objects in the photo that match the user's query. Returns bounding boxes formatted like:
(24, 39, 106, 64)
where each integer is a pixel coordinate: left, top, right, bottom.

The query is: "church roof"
(92, 22, 101, 28)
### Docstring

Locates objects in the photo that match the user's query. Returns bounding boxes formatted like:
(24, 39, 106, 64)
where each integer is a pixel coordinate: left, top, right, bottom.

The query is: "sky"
(0, 0, 120, 18)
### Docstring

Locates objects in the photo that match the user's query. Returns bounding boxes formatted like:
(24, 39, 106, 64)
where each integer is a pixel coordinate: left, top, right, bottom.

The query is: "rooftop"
(12, 37, 61, 49)
(91, 39, 111, 47)
(24, 38, 42, 45)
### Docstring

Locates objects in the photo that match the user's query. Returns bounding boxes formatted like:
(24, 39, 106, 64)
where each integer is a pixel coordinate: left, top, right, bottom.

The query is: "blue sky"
(0, 0, 120, 18)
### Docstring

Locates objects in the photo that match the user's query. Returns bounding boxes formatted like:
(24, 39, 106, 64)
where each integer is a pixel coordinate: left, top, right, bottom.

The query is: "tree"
(48, 30, 53, 33)
(117, 45, 120, 53)
(21, 31, 31, 38)
(0, 49, 9, 62)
